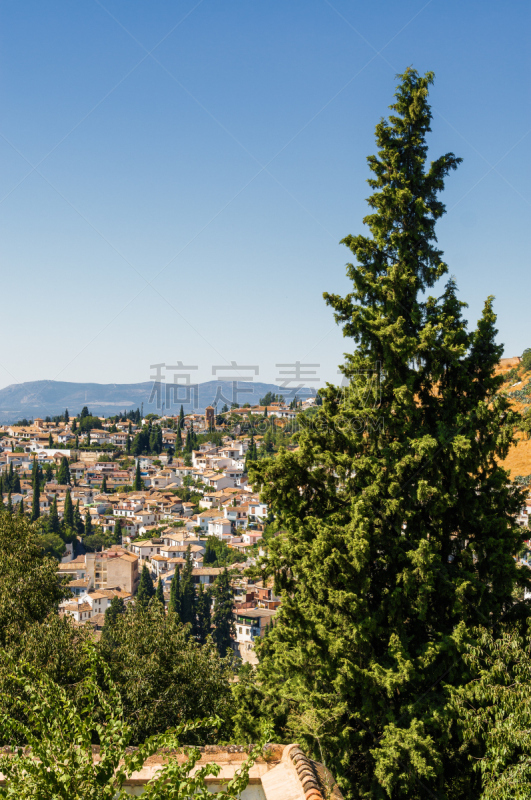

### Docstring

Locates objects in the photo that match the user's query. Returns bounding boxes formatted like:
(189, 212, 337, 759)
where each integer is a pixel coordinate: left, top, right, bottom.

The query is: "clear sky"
(0, 0, 529, 392)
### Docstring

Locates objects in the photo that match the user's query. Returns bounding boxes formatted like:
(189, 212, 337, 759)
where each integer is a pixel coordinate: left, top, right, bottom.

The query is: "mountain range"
(0, 380, 314, 423)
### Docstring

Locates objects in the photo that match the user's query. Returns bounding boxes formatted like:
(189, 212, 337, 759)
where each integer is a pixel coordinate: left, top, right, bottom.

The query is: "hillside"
(496, 357, 531, 484)
(0, 379, 312, 423)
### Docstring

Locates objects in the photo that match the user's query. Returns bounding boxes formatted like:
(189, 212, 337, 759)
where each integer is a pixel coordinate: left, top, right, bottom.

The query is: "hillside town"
(0, 398, 307, 663)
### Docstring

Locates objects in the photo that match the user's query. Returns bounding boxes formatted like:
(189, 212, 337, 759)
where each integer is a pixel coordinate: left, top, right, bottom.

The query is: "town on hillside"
(0, 392, 317, 663)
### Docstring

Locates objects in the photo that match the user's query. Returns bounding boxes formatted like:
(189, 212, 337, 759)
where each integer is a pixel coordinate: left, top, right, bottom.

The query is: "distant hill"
(0, 379, 313, 423)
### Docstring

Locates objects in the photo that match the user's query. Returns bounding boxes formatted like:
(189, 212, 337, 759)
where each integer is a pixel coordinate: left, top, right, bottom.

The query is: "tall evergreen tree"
(72, 417, 77, 432)
(64, 408, 69, 423)
(18, 497, 24, 517)
(133, 462, 143, 491)
(155, 577, 165, 607)
(113, 517, 123, 543)
(73, 500, 84, 535)
(12, 470, 21, 494)
(168, 566, 181, 617)
(179, 545, 195, 628)
(48, 494, 60, 535)
(179, 405, 185, 431)
(6, 463, 14, 493)
(84, 509, 93, 537)
(6, 492, 12, 515)
(234, 70, 528, 799)
(31, 469, 40, 523)
(196, 583, 212, 644)
(63, 489, 74, 529)
(126, 434, 131, 455)
(48, 432, 53, 448)
(57, 457, 71, 486)
(101, 475, 107, 493)
(136, 565, 155, 611)
(212, 568, 234, 658)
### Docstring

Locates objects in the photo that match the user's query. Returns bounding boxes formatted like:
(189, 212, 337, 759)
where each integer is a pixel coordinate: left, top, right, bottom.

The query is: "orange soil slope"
(496, 358, 531, 480)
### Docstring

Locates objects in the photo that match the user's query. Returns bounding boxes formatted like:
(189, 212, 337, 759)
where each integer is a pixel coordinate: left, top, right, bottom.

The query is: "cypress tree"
(72, 418, 77, 432)
(101, 595, 125, 649)
(73, 500, 84, 535)
(6, 463, 13, 492)
(133, 462, 143, 491)
(234, 69, 528, 799)
(179, 405, 185, 431)
(48, 494, 60, 534)
(155, 577, 165, 607)
(57, 456, 71, 485)
(84, 509, 93, 536)
(168, 567, 181, 617)
(101, 474, 107, 493)
(212, 568, 234, 658)
(136, 565, 155, 611)
(196, 583, 212, 644)
(48, 432, 53, 448)
(86, 430, 91, 447)
(179, 545, 195, 627)
(63, 489, 74, 529)
(126, 435, 131, 455)
(18, 497, 24, 517)
(31, 471, 40, 522)
(64, 408, 69, 423)
(6, 492, 12, 515)
(12, 470, 21, 494)
(113, 517, 123, 543)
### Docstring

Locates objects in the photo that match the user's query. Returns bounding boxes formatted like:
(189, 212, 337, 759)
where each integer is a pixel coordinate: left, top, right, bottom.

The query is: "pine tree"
(48, 494, 60, 534)
(84, 509, 93, 537)
(136, 565, 155, 611)
(133, 462, 143, 491)
(155, 577, 165, 607)
(196, 583, 212, 644)
(234, 70, 528, 799)
(212, 568, 234, 657)
(63, 489, 74, 529)
(57, 456, 71, 486)
(179, 545, 195, 628)
(168, 567, 181, 617)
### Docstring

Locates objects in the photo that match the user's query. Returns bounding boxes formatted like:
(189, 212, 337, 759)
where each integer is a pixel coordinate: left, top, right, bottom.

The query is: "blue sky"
(0, 0, 529, 391)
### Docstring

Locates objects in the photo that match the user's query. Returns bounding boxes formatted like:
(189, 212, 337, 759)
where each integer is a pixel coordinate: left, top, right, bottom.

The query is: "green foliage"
(0, 511, 66, 646)
(38, 532, 66, 560)
(0, 642, 259, 800)
(450, 623, 531, 799)
(78, 415, 103, 433)
(212, 568, 235, 658)
(236, 69, 529, 799)
(522, 348, 531, 373)
(136, 565, 155, 610)
(98, 603, 236, 744)
(133, 462, 144, 491)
